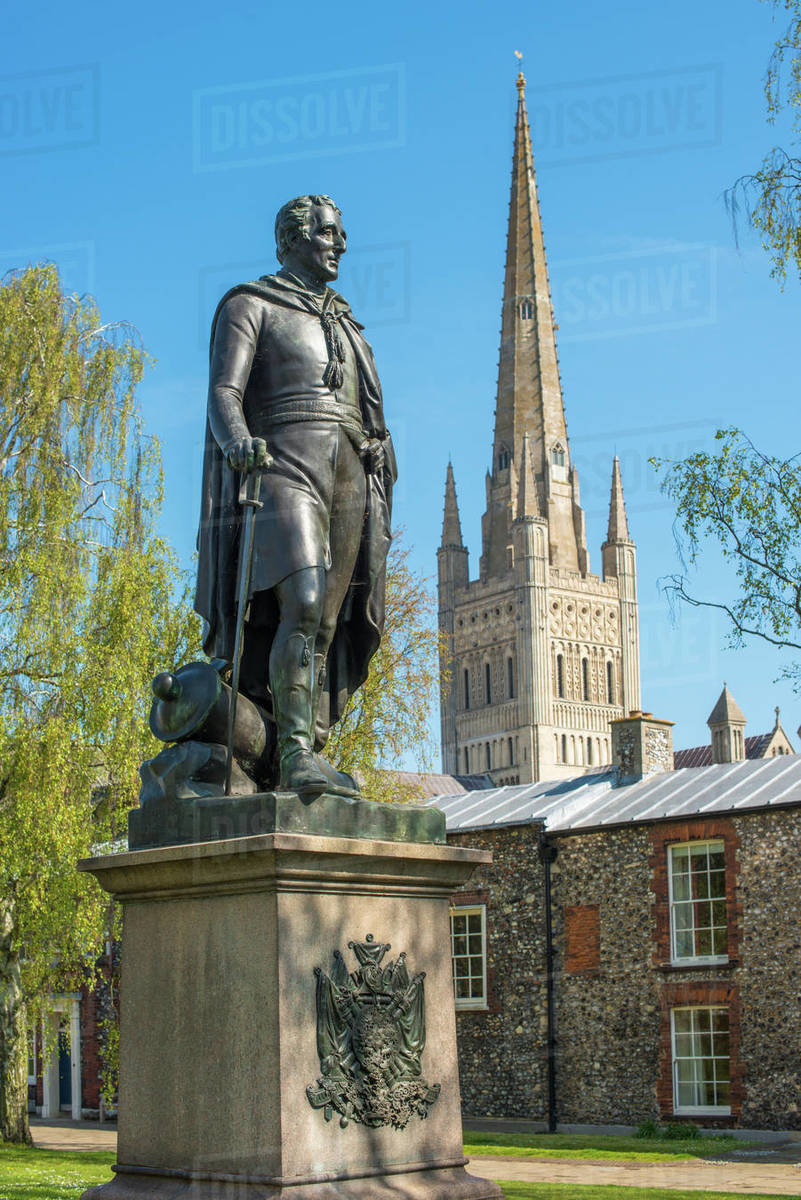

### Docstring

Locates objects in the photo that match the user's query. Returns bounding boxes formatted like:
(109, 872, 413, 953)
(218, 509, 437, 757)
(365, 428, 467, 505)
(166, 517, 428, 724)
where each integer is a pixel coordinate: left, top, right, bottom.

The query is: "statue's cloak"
(194, 274, 396, 732)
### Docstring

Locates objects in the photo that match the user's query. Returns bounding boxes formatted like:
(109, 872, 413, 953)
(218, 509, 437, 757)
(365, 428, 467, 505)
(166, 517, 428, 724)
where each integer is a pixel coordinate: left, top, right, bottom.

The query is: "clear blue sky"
(4, 0, 799, 764)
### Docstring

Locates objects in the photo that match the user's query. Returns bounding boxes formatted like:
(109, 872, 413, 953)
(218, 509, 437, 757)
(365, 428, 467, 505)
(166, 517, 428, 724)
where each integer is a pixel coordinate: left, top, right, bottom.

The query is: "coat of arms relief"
(306, 933, 441, 1130)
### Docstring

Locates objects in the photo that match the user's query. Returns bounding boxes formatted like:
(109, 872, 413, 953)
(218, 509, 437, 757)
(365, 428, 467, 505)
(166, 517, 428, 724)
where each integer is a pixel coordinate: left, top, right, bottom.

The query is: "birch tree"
(652, 428, 801, 684)
(0, 266, 199, 1142)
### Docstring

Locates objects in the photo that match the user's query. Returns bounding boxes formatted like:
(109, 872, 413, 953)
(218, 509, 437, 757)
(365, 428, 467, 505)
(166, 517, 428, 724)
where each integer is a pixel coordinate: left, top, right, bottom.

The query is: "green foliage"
(666, 1122, 700, 1140)
(636, 1119, 660, 1138)
(325, 535, 443, 802)
(98, 1000, 119, 1112)
(726, 0, 801, 283)
(0, 265, 200, 1138)
(651, 429, 801, 684)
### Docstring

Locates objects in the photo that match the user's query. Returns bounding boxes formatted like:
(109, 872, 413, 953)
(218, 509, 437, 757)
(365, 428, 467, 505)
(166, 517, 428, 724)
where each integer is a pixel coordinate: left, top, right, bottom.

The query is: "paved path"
(31, 1118, 117, 1153)
(28, 1121, 801, 1195)
(468, 1153, 801, 1195)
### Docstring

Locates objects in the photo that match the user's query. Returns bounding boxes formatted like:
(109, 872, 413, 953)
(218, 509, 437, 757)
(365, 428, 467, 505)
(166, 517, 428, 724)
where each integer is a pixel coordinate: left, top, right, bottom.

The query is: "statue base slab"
(78, 831, 502, 1200)
(128, 789, 446, 851)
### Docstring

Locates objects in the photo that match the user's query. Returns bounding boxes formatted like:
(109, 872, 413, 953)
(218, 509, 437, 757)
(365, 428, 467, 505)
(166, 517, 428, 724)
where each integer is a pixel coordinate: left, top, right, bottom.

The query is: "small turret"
(438, 463, 469, 592)
(441, 462, 464, 549)
(515, 432, 541, 521)
(602, 456, 631, 577)
(708, 684, 747, 763)
(601, 456, 640, 713)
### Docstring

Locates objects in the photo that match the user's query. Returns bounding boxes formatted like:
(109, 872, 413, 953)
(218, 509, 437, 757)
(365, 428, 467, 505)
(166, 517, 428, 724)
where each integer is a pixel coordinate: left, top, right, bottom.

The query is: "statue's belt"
(258, 399, 368, 450)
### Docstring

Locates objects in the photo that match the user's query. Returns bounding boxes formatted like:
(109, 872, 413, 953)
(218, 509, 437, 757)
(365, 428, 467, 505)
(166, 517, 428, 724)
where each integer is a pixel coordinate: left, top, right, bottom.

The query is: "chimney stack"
(611, 711, 674, 786)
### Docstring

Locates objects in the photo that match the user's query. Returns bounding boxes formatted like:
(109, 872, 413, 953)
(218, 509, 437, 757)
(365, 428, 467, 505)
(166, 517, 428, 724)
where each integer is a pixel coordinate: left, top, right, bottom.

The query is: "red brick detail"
(649, 820, 741, 969)
(451, 888, 490, 908)
(656, 979, 744, 1121)
(80, 982, 101, 1110)
(564, 904, 601, 974)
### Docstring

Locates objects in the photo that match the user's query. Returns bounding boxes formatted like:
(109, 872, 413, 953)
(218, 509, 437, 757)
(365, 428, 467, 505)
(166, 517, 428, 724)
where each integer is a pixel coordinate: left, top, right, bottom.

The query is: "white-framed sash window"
(450, 905, 487, 1010)
(671, 1006, 731, 1114)
(668, 840, 727, 964)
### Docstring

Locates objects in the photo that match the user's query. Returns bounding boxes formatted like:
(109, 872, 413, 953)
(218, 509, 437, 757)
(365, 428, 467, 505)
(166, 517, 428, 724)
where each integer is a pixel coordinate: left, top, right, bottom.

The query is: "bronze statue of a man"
(194, 195, 396, 796)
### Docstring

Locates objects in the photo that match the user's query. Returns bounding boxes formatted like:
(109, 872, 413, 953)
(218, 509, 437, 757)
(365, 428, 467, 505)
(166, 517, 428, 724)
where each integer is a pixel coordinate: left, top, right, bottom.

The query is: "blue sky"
(4, 0, 800, 764)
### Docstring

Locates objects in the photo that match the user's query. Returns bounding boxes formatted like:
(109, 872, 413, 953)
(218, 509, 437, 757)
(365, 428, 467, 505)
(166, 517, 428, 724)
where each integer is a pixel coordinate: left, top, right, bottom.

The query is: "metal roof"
(387, 771, 493, 797)
(426, 754, 801, 835)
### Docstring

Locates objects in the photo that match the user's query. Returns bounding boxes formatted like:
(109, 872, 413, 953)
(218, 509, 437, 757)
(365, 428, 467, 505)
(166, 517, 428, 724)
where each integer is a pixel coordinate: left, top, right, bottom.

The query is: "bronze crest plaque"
(306, 933, 441, 1129)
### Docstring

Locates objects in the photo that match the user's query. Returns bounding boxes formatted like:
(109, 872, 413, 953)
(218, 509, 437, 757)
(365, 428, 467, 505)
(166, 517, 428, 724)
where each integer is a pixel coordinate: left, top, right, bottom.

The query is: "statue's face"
(288, 204, 347, 282)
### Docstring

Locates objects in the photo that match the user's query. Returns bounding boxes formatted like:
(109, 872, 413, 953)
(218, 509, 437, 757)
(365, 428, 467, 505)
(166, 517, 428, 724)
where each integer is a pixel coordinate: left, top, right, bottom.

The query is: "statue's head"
(275, 194, 346, 283)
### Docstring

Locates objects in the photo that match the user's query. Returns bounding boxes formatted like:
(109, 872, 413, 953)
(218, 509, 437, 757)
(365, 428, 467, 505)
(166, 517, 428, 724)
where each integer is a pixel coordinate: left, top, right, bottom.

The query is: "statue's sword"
(224, 468, 264, 796)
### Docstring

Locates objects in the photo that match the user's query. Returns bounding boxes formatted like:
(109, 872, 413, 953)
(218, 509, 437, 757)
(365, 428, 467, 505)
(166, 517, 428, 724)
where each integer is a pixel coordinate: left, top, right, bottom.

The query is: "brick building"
(431, 714, 801, 1129)
(28, 945, 117, 1120)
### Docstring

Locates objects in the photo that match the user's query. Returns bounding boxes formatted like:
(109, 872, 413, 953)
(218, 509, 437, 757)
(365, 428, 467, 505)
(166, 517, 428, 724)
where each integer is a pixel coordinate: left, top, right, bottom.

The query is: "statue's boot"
(311, 652, 360, 797)
(272, 635, 358, 798)
(272, 633, 328, 796)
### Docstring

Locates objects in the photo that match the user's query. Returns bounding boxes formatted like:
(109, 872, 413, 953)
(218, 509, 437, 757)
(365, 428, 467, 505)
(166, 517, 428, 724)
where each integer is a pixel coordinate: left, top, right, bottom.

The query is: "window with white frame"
(668, 841, 727, 963)
(671, 1006, 731, 1113)
(450, 905, 487, 1009)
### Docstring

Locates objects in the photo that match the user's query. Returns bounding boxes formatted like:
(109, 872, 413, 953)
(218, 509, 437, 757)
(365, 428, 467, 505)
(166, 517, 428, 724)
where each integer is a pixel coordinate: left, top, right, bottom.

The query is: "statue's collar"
(257, 271, 352, 319)
(275, 267, 328, 298)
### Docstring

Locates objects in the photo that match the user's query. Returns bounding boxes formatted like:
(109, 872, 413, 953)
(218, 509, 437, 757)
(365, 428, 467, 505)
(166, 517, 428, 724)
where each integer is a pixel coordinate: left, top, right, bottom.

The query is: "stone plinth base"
(78, 831, 502, 1200)
(128, 789, 445, 851)
(81, 1163, 498, 1198)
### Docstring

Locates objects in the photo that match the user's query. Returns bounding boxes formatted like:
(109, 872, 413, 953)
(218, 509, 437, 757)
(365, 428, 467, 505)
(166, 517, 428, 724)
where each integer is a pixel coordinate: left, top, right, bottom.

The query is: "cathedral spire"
(493, 70, 566, 481)
(606, 456, 631, 542)
(441, 461, 464, 547)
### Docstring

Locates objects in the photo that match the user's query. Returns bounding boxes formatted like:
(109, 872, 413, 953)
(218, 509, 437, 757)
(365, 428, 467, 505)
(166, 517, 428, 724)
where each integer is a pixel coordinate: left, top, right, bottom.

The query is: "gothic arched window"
(551, 442, 566, 468)
(519, 298, 533, 319)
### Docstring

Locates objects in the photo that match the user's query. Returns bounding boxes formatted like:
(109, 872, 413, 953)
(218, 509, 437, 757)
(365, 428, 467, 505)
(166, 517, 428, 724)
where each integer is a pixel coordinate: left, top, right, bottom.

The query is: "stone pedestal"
(78, 831, 502, 1199)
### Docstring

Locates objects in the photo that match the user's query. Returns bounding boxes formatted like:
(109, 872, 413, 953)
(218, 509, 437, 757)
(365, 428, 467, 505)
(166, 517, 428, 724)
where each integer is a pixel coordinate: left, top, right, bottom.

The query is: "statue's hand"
(361, 438, 385, 474)
(225, 436, 273, 473)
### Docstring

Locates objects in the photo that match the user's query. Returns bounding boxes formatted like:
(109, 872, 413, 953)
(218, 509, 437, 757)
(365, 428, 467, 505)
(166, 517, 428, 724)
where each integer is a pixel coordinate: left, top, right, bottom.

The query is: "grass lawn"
(1, 1142, 790, 1200)
(464, 1130, 753, 1162)
(497, 1187, 791, 1200)
(0, 1145, 115, 1199)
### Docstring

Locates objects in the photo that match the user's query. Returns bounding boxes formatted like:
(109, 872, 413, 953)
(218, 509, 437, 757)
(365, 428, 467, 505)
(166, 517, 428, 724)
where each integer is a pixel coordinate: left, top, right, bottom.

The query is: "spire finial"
(514, 50, 525, 94)
(606, 455, 630, 542)
(441, 461, 464, 548)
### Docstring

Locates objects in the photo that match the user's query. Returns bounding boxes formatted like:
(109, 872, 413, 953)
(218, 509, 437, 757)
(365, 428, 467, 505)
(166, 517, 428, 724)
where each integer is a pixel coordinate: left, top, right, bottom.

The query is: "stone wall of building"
(449, 806, 801, 1129)
(734, 809, 801, 1128)
(448, 825, 550, 1119)
(549, 825, 661, 1124)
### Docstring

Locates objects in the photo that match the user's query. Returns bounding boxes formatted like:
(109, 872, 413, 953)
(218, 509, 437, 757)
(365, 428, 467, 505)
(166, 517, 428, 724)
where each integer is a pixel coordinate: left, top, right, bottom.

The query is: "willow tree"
(325, 537, 443, 802)
(0, 266, 199, 1142)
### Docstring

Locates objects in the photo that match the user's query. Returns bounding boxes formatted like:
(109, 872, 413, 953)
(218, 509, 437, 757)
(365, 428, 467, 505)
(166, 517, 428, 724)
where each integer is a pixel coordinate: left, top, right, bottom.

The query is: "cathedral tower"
(438, 73, 642, 783)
